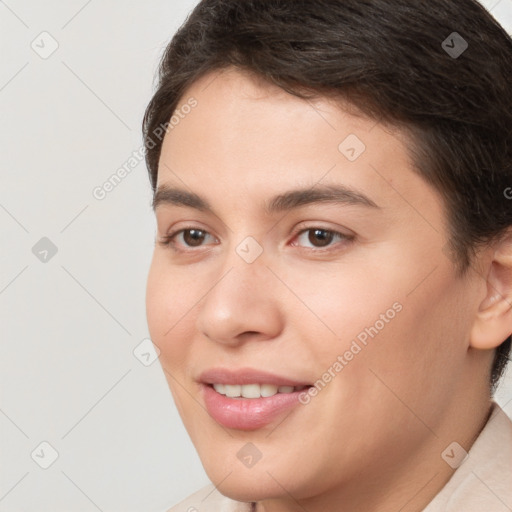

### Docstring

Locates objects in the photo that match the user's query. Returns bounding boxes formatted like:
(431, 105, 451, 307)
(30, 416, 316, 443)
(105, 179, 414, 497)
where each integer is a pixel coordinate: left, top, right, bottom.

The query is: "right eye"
(158, 227, 218, 252)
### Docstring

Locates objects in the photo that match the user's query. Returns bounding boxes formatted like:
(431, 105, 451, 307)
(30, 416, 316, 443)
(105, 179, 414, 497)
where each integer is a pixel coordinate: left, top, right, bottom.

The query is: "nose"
(195, 248, 284, 346)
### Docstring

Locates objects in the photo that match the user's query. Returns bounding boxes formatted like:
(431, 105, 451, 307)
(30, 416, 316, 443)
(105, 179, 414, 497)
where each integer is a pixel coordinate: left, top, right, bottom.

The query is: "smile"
(199, 368, 312, 430)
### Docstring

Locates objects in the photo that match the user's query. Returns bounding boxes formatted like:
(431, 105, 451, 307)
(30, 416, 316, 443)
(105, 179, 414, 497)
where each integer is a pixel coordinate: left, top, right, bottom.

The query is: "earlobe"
(470, 232, 512, 350)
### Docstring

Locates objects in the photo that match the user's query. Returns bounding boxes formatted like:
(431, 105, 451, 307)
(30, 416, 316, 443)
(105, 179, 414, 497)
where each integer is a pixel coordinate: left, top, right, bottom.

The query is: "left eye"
(294, 228, 348, 249)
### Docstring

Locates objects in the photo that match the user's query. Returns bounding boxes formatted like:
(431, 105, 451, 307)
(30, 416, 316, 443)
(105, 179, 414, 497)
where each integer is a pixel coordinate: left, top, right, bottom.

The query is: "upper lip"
(198, 367, 311, 387)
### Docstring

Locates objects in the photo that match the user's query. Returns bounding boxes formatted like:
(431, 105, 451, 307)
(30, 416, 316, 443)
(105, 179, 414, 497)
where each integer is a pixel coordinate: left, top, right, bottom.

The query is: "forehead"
(156, 67, 443, 225)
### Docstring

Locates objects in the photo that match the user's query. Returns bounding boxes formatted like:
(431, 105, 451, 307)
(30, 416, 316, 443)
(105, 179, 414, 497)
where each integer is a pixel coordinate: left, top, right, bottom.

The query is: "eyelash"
(157, 225, 354, 254)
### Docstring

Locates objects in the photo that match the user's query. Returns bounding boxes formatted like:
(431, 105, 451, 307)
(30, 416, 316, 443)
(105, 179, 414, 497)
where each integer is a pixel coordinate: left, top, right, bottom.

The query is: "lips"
(199, 368, 312, 430)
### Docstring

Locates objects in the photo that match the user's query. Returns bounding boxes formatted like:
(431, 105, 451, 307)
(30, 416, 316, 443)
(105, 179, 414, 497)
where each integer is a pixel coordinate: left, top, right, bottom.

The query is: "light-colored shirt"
(167, 402, 512, 512)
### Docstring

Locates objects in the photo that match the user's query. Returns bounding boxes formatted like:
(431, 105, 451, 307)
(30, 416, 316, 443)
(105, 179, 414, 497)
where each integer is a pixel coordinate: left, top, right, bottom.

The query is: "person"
(142, 0, 512, 510)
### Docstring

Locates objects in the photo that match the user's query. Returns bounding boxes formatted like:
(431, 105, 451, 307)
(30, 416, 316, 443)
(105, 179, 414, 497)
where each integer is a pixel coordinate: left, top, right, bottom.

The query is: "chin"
(199, 448, 312, 502)
(209, 474, 289, 503)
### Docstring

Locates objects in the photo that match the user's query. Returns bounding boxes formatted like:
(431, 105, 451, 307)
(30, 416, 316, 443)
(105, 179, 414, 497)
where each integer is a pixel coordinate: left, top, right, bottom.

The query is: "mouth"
(199, 368, 312, 430)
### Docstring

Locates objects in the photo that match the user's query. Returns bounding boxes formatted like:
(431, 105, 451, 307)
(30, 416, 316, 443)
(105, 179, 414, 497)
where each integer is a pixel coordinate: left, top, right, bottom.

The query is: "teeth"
(261, 384, 278, 397)
(241, 384, 261, 398)
(213, 383, 225, 394)
(224, 384, 241, 397)
(212, 383, 303, 398)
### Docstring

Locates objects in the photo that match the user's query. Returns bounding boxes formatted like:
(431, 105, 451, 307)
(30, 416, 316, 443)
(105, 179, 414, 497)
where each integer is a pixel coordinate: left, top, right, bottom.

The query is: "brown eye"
(295, 228, 350, 250)
(182, 229, 207, 247)
(308, 229, 334, 247)
(158, 226, 218, 252)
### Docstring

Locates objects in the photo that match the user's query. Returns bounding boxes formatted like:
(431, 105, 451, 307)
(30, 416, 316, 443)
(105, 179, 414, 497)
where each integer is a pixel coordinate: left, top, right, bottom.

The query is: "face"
(146, 68, 486, 505)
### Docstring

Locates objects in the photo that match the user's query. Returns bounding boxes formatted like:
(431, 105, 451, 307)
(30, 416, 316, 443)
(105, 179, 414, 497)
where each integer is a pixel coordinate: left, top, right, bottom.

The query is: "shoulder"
(423, 402, 512, 511)
(166, 483, 253, 512)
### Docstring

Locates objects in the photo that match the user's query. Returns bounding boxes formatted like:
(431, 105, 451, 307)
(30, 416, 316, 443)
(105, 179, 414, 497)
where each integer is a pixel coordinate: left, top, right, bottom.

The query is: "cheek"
(145, 257, 196, 367)
(145, 260, 169, 340)
(349, 266, 470, 423)
(295, 253, 464, 396)
(284, 263, 404, 350)
(146, 260, 202, 421)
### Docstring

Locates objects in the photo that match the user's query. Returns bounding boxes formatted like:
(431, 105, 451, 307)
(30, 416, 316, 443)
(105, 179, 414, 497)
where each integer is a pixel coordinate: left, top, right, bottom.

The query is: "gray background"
(1, 1, 511, 510)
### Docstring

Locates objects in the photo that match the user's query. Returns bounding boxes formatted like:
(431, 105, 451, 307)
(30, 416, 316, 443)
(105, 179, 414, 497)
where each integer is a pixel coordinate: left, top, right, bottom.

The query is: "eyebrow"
(152, 183, 380, 214)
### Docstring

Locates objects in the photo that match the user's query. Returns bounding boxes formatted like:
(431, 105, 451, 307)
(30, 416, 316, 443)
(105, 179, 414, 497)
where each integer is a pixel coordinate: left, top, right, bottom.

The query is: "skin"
(146, 67, 512, 512)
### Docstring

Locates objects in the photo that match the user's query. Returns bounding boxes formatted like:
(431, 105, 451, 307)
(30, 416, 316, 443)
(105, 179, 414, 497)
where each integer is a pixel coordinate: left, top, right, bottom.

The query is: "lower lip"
(202, 384, 308, 430)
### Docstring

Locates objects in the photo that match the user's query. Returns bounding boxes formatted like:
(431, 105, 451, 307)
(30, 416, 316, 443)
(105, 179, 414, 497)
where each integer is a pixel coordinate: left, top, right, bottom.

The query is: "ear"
(470, 230, 512, 350)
